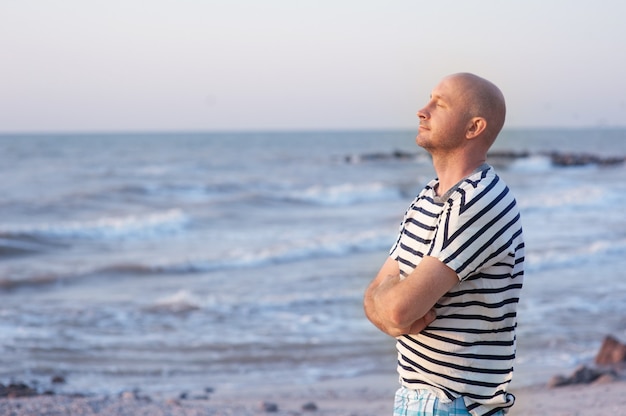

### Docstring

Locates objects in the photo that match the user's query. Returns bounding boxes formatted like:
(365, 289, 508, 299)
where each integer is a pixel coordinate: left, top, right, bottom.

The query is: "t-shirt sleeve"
(428, 179, 520, 281)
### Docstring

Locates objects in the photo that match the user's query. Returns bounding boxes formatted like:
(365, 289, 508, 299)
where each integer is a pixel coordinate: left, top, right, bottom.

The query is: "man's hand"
(383, 307, 437, 338)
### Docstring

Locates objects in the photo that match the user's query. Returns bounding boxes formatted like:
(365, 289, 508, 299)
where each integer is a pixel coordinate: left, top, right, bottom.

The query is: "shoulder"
(460, 166, 501, 192)
(449, 167, 512, 208)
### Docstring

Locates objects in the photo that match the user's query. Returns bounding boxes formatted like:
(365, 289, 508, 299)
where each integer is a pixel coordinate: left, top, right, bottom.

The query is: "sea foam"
(0, 209, 189, 241)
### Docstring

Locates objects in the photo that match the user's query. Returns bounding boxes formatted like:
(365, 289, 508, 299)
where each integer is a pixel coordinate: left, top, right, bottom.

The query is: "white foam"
(0, 209, 189, 241)
(283, 182, 402, 206)
(147, 290, 202, 314)
(148, 229, 392, 274)
(509, 155, 553, 172)
(526, 237, 626, 273)
(518, 185, 608, 210)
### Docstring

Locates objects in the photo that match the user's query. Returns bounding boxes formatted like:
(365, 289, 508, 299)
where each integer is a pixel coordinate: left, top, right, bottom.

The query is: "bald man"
(364, 73, 524, 416)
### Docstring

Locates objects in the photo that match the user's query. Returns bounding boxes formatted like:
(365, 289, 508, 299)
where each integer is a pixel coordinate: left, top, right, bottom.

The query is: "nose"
(416, 107, 428, 120)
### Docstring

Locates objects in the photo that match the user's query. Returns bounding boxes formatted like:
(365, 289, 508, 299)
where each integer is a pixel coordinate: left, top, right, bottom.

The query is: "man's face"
(415, 76, 469, 152)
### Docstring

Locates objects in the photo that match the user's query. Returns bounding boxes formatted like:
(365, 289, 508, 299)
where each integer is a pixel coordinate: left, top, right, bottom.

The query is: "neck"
(432, 155, 486, 196)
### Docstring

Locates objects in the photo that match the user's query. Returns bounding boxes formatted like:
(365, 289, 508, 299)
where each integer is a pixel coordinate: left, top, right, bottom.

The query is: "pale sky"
(2, 0, 625, 132)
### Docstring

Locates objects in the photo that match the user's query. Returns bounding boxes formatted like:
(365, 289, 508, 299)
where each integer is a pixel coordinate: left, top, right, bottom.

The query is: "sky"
(1, 0, 625, 133)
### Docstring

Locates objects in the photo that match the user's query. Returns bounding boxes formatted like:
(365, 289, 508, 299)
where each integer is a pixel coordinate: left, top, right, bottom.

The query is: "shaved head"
(447, 73, 506, 144)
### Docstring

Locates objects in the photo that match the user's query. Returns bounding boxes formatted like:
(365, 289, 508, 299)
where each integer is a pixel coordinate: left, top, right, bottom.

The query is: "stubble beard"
(416, 131, 437, 154)
(416, 130, 463, 159)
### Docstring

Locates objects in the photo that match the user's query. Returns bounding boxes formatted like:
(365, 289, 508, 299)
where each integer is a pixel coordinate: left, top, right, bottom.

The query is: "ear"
(465, 117, 487, 140)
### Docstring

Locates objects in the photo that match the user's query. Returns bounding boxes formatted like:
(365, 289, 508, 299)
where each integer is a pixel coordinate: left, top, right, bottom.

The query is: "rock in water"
(0, 382, 38, 398)
(302, 401, 318, 411)
(260, 401, 279, 412)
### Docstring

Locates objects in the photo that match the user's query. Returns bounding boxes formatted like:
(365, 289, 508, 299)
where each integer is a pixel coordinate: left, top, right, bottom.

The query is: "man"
(364, 73, 524, 416)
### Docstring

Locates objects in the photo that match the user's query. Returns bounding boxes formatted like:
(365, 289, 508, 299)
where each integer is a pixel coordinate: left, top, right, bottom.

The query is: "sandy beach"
(2, 373, 626, 416)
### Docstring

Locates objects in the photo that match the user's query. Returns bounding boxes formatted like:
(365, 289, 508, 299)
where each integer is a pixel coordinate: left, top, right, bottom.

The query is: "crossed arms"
(363, 255, 460, 337)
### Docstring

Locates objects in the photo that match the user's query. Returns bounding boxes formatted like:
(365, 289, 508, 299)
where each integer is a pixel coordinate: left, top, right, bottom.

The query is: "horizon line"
(2, 125, 626, 136)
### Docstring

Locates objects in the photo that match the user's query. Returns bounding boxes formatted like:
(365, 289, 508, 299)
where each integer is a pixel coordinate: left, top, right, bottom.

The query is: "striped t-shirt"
(389, 164, 524, 416)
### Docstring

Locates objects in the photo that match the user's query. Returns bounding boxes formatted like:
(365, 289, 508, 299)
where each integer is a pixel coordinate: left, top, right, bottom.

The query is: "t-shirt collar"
(433, 163, 491, 203)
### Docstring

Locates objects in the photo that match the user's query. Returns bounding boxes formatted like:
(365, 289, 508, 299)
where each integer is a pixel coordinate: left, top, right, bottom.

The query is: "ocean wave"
(0, 270, 71, 290)
(0, 209, 189, 242)
(0, 230, 392, 290)
(0, 237, 54, 256)
(118, 179, 407, 207)
(144, 290, 202, 314)
(507, 155, 554, 172)
(518, 185, 608, 210)
(119, 183, 235, 202)
(526, 237, 626, 272)
(278, 182, 404, 206)
(132, 229, 392, 274)
(101, 179, 408, 209)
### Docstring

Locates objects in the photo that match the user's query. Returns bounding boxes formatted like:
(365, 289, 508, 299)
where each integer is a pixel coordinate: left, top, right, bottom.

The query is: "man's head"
(416, 73, 506, 154)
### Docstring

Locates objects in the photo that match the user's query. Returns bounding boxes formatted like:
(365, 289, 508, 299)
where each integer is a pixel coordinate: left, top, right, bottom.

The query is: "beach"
(2, 373, 626, 415)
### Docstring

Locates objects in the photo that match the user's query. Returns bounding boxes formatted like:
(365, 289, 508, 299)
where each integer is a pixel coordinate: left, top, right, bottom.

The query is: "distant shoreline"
(345, 148, 626, 167)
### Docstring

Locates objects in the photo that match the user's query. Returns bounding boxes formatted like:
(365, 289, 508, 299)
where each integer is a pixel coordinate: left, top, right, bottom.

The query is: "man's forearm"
(364, 275, 435, 337)
(372, 256, 459, 330)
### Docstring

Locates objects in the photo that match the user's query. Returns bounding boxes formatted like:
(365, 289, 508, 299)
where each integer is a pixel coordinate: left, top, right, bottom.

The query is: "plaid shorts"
(393, 387, 503, 416)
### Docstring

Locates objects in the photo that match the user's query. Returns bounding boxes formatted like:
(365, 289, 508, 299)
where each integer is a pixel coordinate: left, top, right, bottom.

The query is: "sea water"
(1, 129, 625, 395)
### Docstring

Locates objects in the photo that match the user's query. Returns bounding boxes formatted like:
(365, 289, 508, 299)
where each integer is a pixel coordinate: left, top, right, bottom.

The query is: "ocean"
(1, 129, 626, 396)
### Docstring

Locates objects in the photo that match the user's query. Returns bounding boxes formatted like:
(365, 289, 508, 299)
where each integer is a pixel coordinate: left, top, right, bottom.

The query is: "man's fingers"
(405, 310, 436, 334)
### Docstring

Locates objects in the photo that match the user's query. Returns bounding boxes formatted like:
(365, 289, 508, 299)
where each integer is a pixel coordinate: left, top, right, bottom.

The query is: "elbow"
(385, 296, 433, 330)
(372, 288, 413, 329)
(386, 304, 414, 329)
